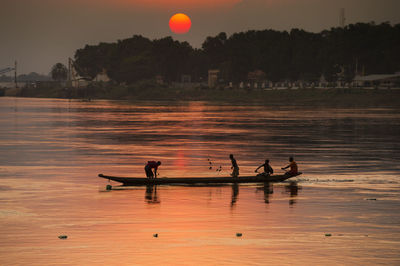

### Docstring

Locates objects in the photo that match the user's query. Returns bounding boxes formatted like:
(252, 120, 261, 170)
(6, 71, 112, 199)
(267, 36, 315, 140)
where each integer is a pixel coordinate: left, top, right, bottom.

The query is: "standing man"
(145, 161, 161, 179)
(230, 154, 239, 178)
(281, 157, 298, 176)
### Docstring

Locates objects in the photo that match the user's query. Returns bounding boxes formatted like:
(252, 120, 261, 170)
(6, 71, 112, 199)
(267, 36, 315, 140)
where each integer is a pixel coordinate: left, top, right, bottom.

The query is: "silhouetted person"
(145, 161, 161, 178)
(285, 182, 299, 197)
(256, 183, 274, 204)
(230, 154, 239, 178)
(145, 185, 160, 204)
(231, 183, 239, 207)
(255, 159, 274, 176)
(285, 181, 300, 206)
(282, 157, 298, 176)
(262, 182, 273, 204)
(145, 185, 154, 201)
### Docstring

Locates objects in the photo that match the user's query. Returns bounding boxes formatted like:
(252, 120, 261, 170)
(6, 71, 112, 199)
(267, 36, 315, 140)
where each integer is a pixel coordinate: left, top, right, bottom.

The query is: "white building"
(94, 70, 110, 83)
(208, 69, 220, 88)
(353, 73, 400, 87)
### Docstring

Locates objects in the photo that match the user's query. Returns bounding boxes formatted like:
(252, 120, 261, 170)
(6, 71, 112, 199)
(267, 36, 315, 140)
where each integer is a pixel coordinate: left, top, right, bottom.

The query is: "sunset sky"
(1, 0, 399, 74)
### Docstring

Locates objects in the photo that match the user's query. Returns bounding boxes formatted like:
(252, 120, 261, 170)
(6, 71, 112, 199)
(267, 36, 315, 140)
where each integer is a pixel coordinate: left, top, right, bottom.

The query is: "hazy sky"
(1, 0, 399, 74)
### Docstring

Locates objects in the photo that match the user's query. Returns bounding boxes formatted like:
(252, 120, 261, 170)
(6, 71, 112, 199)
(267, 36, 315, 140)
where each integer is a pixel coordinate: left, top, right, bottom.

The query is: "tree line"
(0, 72, 51, 82)
(73, 22, 400, 84)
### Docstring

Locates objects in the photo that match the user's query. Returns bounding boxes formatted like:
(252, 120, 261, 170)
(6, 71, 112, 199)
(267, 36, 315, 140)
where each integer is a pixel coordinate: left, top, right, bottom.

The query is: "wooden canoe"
(98, 173, 302, 186)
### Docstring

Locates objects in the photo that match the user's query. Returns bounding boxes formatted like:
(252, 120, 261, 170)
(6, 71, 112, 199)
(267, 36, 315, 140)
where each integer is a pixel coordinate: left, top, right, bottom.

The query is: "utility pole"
(67, 58, 75, 88)
(68, 58, 71, 82)
(14, 60, 18, 88)
(355, 58, 358, 76)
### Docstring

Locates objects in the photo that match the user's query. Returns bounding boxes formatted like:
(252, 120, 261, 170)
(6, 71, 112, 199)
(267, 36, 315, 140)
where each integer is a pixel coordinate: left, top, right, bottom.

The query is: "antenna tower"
(340, 8, 346, 28)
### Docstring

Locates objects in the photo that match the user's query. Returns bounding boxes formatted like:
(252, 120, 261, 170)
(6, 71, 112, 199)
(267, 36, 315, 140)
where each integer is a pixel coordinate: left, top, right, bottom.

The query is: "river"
(0, 97, 399, 265)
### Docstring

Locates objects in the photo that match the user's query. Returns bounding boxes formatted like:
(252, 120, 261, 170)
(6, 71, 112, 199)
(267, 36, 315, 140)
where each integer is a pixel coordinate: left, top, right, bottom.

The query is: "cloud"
(79, 0, 242, 10)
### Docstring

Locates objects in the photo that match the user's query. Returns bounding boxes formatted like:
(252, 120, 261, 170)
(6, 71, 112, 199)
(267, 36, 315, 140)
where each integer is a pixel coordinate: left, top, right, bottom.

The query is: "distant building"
(247, 70, 267, 89)
(247, 70, 266, 82)
(70, 78, 89, 88)
(155, 75, 164, 85)
(67, 57, 91, 88)
(94, 69, 110, 83)
(23, 80, 64, 89)
(172, 75, 205, 89)
(181, 74, 191, 83)
(208, 69, 220, 88)
(318, 74, 328, 87)
(353, 73, 400, 87)
(0, 82, 21, 88)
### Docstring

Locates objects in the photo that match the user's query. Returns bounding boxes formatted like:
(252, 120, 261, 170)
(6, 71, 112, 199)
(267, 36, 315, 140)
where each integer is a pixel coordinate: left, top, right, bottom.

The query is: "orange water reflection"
(1, 98, 400, 264)
(1, 178, 399, 265)
(145, 185, 161, 204)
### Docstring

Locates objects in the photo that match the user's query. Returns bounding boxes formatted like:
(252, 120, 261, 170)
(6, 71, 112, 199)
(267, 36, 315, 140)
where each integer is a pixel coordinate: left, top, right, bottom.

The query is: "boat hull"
(98, 173, 302, 186)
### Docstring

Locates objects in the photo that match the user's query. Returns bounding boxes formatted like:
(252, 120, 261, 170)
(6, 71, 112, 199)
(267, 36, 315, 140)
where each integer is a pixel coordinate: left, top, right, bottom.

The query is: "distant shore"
(3, 85, 400, 107)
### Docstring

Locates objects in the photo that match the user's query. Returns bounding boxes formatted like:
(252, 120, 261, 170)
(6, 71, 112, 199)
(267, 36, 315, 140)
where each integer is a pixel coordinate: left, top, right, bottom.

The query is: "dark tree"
(51, 63, 68, 81)
(73, 22, 400, 85)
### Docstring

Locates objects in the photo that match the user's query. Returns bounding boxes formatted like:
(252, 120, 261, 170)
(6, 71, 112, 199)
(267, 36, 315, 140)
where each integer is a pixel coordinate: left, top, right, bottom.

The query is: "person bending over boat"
(281, 157, 298, 176)
(230, 154, 239, 178)
(255, 159, 274, 176)
(145, 161, 161, 179)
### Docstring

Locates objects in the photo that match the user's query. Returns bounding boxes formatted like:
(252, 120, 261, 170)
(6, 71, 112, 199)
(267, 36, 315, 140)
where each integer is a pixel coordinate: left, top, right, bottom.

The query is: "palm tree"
(51, 63, 68, 81)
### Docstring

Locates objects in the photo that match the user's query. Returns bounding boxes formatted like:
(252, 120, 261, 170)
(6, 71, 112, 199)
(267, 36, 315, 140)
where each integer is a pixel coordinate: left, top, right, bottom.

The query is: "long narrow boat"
(98, 173, 302, 186)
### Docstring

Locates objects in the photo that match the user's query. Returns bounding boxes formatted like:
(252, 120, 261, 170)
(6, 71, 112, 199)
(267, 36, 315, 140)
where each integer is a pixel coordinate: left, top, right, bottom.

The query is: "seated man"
(281, 157, 298, 176)
(255, 159, 274, 176)
(145, 161, 161, 179)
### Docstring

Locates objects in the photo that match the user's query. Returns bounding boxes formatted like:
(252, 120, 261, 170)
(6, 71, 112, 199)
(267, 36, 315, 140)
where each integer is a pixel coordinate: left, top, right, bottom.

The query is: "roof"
(354, 73, 400, 81)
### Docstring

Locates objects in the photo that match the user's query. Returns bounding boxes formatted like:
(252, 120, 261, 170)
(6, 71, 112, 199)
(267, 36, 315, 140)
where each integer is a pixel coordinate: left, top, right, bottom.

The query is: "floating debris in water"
(236, 233, 242, 237)
(209, 166, 212, 170)
(106, 185, 112, 190)
(325, 233, 332, 237)
(58, 235, 68, 239)
(366, 198, 377, 201)
(153, 233, 158, 238)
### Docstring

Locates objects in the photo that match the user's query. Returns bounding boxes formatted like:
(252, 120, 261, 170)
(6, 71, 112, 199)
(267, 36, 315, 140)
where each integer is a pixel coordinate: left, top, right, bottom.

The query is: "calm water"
(0, 97, 399, 265)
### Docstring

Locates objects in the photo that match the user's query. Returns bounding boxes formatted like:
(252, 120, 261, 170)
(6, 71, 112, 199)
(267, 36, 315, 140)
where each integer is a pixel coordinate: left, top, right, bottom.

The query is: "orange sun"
(169, 13, 192, 34)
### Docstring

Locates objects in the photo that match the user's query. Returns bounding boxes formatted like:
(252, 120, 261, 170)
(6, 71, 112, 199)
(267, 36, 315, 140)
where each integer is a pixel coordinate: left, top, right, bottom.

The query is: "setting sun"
(169, 13, 191, 34)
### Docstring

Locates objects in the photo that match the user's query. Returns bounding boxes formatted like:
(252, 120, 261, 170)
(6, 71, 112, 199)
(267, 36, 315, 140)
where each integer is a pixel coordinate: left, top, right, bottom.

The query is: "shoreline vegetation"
(71, 22, 400, 86)
(2, 22, 399, 107)
(68, 22, 400, 87)
(3, 84, 400, 107)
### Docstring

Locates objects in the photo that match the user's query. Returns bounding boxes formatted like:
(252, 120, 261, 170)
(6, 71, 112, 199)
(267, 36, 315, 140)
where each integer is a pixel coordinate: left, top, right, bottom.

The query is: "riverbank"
(3, 83, 400, 107)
